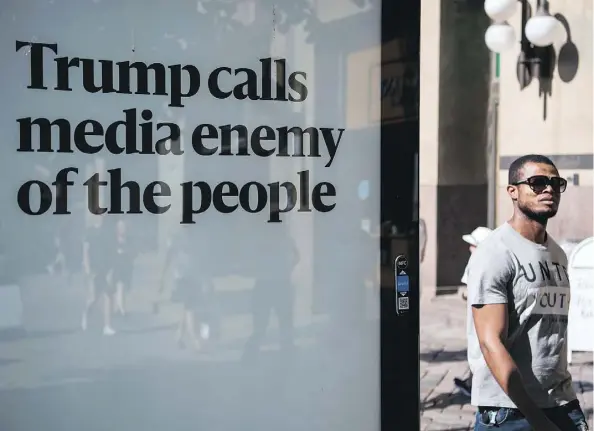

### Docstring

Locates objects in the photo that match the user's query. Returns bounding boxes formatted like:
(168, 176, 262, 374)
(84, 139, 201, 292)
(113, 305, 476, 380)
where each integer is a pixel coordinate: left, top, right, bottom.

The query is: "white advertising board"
(568, 237, 594, 356)
(0, 1, 382, 430)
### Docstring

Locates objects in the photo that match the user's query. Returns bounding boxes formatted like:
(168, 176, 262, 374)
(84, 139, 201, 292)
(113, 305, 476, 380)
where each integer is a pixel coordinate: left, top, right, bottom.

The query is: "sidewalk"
(420, 294, 593, 431)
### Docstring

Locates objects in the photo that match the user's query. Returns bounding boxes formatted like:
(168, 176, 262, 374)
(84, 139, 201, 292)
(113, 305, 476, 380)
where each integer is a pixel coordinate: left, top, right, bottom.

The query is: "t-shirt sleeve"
(466, 242, 514, 305)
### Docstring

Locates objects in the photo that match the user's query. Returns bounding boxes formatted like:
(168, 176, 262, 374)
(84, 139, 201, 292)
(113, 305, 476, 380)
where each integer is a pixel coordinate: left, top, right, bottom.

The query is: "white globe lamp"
(485, 23, 516, 53)
(484, 0, 518, 22)
(525, 8, 561, 47)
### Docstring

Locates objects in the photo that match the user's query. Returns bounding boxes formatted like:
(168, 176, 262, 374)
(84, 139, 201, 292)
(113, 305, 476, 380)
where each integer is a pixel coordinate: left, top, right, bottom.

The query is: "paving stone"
(421, 416, 434, 431)
(425, 419, 472, 431)
(460, 403, 477, 415)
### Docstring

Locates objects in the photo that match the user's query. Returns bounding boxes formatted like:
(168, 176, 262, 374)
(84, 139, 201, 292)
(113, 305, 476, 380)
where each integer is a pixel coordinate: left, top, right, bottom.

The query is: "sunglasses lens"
(551, 177, 567, 193)
(527, 176, 549, 192)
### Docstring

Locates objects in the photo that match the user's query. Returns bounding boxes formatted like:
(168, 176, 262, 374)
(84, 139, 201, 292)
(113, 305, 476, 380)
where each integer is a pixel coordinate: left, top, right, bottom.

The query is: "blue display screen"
(396, 272, 409, 293)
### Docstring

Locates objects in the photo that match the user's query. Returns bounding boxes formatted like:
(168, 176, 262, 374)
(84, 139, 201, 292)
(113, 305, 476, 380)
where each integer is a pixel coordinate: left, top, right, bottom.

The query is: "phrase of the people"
(14, 41, 345, 223)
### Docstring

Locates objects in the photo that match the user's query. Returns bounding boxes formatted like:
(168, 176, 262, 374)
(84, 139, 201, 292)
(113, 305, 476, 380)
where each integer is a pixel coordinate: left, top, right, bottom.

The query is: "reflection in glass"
(0, 1, 414, 430)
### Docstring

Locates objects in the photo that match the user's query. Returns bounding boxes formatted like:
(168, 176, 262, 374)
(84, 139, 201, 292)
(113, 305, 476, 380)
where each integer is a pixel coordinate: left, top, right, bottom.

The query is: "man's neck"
(508, 213, 548, 244)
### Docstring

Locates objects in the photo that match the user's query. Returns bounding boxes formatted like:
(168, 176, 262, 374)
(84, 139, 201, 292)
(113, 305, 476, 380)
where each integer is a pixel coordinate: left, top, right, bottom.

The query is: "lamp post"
(483, 0, 562, 228)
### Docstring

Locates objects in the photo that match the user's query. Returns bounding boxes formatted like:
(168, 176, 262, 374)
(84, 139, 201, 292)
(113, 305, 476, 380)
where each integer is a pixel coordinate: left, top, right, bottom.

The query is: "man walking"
(466, 155, 589, 430)
(81, 216, 116, 336)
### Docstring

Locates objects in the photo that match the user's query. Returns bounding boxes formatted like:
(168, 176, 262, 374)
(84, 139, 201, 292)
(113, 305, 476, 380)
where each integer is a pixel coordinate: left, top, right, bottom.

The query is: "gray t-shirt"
(466, 222, 576, 408)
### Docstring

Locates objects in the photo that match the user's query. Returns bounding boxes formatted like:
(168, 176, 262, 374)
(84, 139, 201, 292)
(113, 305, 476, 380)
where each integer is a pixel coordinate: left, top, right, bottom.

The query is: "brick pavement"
(420, 294, 593, 431)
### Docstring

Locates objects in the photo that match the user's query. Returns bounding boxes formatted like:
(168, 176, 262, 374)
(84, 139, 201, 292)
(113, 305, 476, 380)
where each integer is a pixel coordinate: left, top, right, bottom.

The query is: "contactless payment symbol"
(394, 255, 410, 314)
(395, 255, 408, 271)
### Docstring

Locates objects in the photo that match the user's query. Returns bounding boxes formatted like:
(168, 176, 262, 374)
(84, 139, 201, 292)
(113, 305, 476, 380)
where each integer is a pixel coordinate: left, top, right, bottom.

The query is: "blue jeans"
(474, 400, 589, 430)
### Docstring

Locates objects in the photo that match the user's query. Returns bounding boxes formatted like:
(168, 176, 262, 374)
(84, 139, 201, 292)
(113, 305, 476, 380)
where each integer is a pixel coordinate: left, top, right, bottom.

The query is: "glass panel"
(0, 1, 419, 430)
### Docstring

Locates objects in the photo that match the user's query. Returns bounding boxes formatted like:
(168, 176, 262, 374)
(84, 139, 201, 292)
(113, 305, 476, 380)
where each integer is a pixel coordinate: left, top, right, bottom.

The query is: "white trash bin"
(567, 237, 594, 364)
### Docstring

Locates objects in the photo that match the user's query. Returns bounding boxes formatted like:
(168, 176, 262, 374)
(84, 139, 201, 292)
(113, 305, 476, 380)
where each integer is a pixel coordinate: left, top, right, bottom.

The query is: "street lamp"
(484, 22, 516, 53)
(483, 0, 562, 227)
(485, 0, 518, 22)
(484, 0, 562, 86)
(484, 0, 562, 54)
(524, 3, 562, 47)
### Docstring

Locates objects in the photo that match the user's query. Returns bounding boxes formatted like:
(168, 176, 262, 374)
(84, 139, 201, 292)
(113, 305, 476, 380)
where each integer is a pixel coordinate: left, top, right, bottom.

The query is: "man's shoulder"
(469, 226, 515, 270)
(473, 225, 511, 254)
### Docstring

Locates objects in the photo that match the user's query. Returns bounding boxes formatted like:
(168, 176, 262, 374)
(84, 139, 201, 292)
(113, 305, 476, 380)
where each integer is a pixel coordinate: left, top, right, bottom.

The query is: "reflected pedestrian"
(453, 226, 492, 397)
(161, 232, 203, 350)
(81, 216, 116, 335)
(243, 217, 299, 358)
(113, 219, 134, 316)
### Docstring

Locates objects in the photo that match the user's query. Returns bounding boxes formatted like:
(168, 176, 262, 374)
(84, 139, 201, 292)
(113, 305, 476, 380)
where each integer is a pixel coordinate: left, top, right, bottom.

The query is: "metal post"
(486, 52, 499, 229)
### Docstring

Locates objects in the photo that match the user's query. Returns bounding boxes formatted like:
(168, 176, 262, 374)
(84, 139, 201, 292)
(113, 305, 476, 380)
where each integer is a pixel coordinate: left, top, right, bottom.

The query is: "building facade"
(420, 0, 593, 292)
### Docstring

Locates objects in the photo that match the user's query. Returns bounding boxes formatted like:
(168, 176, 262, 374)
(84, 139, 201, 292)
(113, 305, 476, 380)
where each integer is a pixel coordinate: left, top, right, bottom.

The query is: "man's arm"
(472, 304, 559, 431)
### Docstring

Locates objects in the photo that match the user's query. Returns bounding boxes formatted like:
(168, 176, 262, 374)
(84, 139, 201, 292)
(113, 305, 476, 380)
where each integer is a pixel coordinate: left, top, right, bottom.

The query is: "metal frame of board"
(380, 1, 421, 429)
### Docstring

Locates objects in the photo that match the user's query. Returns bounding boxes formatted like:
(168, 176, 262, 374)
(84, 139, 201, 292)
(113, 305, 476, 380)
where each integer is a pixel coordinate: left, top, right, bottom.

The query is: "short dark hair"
(508, 154, 557, 184)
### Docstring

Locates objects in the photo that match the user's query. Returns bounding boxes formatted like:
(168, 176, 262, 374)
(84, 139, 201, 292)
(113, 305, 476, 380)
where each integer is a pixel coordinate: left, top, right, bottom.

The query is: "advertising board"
(0, 1, 425, 430)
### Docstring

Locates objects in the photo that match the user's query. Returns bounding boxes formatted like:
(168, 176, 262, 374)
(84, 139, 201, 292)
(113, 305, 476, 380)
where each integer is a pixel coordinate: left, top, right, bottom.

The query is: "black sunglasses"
(512, 175, 567, 194)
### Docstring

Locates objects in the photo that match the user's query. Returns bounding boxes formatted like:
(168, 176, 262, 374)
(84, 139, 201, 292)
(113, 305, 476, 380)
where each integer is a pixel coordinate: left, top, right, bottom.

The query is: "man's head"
(507, 154, 567, 223)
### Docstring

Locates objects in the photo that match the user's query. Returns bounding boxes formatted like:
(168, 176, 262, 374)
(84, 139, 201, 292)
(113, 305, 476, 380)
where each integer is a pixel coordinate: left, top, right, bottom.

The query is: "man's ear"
(507, 184, 518, 201)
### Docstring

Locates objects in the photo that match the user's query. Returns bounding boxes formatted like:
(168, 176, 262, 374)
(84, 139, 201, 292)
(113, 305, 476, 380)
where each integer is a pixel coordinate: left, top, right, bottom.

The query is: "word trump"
(16, 41, 307, 107)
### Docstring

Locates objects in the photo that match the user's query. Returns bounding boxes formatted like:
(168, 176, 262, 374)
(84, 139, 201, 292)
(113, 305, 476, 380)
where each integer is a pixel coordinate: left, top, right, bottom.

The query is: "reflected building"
(307, 1, 420, 317)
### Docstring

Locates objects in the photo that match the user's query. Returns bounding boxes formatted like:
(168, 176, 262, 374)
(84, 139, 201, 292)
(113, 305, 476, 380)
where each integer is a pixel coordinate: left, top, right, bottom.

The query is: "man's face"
(469, 245, 477, 254)
(508, 162, 563, 221)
